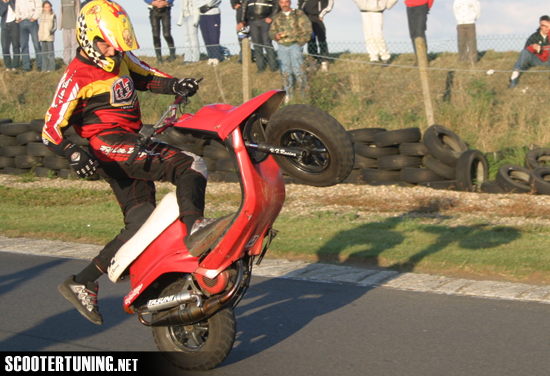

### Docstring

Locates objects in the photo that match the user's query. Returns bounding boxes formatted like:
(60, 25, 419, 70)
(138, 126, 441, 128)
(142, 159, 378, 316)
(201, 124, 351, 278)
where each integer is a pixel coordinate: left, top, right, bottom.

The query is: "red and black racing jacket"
(42, 49, 178, 156)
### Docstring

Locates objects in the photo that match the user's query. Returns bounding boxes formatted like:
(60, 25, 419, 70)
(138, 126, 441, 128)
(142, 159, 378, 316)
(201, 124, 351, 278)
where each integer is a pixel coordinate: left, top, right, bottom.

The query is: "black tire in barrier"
(373, 127, 421, 148)
(378, 155, 422, 171)
(495, 164, 532, 193)
(530, 167, 550, 195)
(34, 166, 57, 178)
(16, 131, 41, 145)
(480, 180, 506, 194)
(3, 166, 30, 175)
(1, 145, 27, 157)
(15, 155, 43, 169)
(203, 145, 230, 160)
(422, 125, 468, 167)
(347, 128, 386, 143)
(422, 155, 457, 180)
(400, 167, 445, 184)
(30, 119, 45, 133)
(360, 168, 402, 182)
(353, 142, 399, 159)
(0, 135, 17, 147)
(455, 150, 489, 192)
(399, 142, 430, 156)
(525, 148, 550, 170)
(353, 154, 378, 169)
(43, 156, 70, 170)
(27, 142, 56, 157)
(0, 156, 16, 168)
(0, 123, 31, 136)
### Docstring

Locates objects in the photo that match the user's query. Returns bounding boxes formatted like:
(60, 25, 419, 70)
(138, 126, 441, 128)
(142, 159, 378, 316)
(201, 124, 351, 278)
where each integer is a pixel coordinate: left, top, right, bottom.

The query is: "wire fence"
(0, 33, 537, 63)
(2, 33, 550, 153)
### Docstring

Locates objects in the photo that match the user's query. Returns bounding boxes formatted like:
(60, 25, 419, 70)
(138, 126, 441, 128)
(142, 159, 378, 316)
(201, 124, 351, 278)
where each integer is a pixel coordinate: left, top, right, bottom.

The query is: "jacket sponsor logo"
(111, 75, 136, 106)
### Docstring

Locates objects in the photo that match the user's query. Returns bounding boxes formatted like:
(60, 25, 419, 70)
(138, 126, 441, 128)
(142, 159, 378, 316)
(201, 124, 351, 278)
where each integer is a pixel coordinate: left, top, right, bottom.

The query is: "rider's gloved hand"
(173, 78, 199, 97)
(63, 142, 98, 178)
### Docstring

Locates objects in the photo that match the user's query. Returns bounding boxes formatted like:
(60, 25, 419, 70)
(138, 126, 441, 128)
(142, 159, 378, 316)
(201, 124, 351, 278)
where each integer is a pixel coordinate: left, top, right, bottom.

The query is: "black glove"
(173, 77, 200, 97)
(199, 5, 211, 13)
(63, 143, 98, 178)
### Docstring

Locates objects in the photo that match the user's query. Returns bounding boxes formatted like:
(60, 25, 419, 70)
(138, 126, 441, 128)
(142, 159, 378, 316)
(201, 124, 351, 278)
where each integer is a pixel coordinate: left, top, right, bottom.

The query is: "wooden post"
(242, 38, 252, 103)
(415, 37, 435, 127)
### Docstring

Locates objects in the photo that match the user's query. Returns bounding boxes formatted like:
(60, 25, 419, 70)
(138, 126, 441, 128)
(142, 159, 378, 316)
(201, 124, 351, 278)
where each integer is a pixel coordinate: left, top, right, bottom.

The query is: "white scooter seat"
(107, 192, 180, 283)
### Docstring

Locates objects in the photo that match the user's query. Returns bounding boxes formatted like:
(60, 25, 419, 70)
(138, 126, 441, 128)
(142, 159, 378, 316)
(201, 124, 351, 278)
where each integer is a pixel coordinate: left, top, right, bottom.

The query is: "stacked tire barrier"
(346, 124, 550, 195)
(2, 117, 550, 194)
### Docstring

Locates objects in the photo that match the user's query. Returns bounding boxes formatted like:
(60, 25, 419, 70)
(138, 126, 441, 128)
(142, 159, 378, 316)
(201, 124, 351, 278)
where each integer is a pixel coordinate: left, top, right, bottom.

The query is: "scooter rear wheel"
(266, 104, 354, 187)
(152, 279, 236, 371)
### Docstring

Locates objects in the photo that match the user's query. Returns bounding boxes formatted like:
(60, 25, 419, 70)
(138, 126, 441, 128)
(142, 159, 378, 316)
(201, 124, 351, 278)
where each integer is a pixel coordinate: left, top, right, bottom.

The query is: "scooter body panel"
(173, 90, 285, 140)
(122, 90, 286, 311)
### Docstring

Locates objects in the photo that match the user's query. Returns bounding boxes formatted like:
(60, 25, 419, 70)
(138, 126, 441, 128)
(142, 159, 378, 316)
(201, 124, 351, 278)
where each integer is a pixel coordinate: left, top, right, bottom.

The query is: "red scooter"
(107, 88, 354, 371)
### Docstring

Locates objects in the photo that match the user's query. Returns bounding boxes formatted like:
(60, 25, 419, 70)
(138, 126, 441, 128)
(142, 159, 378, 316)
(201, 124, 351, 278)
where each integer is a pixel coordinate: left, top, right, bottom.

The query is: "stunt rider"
(43, 0, 216, 325)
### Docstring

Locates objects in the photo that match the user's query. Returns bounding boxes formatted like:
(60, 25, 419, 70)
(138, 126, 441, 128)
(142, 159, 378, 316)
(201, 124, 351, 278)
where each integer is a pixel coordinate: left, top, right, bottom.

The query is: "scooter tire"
(266, 104, 354, 187)
(152, 279, 236, 371)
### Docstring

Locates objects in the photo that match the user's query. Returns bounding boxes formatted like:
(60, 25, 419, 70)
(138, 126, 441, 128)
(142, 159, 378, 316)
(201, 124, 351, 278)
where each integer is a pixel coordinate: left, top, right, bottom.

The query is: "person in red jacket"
(405, 0, 434, 59)
(45, 0, 212, 326)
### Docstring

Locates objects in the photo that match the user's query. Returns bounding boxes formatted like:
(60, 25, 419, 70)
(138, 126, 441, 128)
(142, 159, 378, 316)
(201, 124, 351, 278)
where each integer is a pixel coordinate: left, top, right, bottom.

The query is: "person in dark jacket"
(0, 0, 20, 71)
(237, 0, 279, 72)
(509, 16, 550, 89)
(297, 0, 332, 68)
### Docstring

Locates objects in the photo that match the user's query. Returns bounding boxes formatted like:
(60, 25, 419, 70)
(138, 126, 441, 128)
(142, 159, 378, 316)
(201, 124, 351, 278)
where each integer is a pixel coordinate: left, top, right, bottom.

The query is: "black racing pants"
(89, 128, 207, 272)
(149, 7, 175, 50)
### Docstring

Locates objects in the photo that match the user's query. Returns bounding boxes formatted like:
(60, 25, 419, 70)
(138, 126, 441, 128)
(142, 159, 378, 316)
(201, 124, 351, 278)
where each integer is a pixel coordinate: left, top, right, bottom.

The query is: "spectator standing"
(177, 0, 200, 64)
(404, 0, 433, 57)
(145, 0, 176, 63)
(0, 0, 20, 71)
(15, 0, 42, 72)
(197, 0, 222, 65)
(59, 0, 79, 66)
(231, 0, 244, 63)
(509, 16, 550, 89)
(269, 0, 311, 102)
(237, 0, 279, 73)
(353, 0, 398, 64)
(297, 0, 332, 69)
(453, 0, 480, 64)
(38, 0, 56, 71)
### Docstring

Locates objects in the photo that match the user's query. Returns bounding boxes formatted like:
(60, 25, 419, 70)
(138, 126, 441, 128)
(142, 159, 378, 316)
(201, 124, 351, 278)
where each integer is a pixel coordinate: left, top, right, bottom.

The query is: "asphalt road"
(1, 251, 550, 376)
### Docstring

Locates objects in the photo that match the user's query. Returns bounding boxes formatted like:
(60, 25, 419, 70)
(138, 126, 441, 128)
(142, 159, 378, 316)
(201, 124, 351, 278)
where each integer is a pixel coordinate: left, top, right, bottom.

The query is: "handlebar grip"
(125, 139, 145, 166)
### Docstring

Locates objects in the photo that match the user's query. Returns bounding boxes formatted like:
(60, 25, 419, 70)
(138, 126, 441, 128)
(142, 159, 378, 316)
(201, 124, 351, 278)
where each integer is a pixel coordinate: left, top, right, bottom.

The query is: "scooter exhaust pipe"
(138, 260, 244, 327)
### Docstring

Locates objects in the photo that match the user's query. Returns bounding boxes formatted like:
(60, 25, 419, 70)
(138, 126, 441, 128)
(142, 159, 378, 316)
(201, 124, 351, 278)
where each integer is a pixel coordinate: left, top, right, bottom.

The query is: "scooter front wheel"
(266, 104, 354, 186)
(152, 279, 236, 371)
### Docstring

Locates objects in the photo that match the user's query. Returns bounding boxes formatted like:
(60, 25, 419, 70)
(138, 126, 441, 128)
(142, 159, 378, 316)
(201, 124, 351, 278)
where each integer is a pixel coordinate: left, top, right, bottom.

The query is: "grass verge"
(1, 184, 550, 285)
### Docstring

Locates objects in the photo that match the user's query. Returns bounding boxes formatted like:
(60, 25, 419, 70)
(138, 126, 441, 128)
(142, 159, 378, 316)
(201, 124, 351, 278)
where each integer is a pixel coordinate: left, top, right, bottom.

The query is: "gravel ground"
(2, 174, 550, 228)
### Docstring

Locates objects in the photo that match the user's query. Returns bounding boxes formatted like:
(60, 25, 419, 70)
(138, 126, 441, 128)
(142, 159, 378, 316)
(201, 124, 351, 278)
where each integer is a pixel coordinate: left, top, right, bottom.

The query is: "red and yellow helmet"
(76, 0, 139, 72)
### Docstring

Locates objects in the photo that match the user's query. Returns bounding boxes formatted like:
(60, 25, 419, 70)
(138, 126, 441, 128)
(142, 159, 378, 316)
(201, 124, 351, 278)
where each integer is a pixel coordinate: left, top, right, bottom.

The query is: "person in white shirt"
(0, 0, 20, 71)
(177, 0, 201, 64)
(453, 0, 481, 64)
(353, 0, 398, 64)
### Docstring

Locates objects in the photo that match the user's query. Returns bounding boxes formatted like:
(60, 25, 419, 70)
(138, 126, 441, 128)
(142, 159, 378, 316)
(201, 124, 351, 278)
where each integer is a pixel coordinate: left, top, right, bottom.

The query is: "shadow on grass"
(314, 199, 521, 274)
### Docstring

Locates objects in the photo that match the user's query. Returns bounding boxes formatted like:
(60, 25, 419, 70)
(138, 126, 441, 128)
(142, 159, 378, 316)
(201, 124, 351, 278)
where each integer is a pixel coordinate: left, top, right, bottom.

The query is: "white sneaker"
(207, 58, 219, 67)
